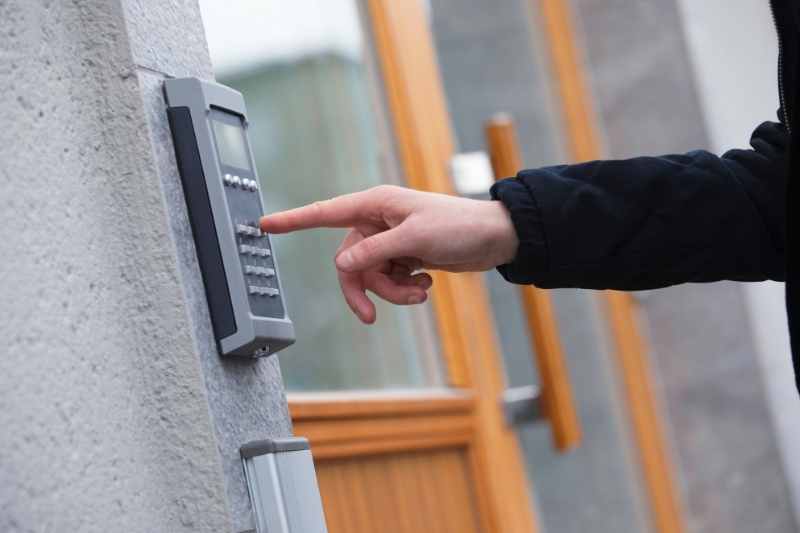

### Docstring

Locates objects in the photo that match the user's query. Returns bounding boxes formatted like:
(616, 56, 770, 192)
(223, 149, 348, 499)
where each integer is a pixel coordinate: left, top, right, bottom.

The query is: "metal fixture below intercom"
(240, 438, 328, 533)
(164, 77, 295, 358)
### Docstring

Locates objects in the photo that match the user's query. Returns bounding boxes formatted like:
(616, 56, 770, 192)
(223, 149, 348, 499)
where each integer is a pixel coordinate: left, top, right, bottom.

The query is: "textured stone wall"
(0, 1, 292, 531)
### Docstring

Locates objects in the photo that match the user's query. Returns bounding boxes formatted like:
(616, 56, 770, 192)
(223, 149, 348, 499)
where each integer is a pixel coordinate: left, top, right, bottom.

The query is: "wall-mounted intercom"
(164, 77, 295, 357)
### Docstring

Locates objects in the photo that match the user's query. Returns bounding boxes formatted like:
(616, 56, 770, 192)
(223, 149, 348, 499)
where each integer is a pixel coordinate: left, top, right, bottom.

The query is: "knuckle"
(370, 185, 405, 207)
(360, 185, 414, 228)
(372, 184, 397, 197)
(373, 185, 407, 217)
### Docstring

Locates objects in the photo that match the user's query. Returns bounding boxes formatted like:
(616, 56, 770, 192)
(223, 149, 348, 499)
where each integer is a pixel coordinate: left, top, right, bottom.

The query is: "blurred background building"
(2, 0, 798, 532)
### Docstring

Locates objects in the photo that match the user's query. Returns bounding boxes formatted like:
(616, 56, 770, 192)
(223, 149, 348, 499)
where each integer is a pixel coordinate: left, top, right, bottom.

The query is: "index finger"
(260, 190, 376, 234)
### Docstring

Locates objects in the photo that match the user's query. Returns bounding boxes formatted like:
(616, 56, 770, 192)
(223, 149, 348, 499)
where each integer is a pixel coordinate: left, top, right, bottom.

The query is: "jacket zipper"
(770, 0, 791, 133)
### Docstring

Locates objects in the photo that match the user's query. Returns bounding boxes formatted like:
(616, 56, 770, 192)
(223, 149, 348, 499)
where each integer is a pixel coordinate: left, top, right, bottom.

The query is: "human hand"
(260, 185, 518, 323)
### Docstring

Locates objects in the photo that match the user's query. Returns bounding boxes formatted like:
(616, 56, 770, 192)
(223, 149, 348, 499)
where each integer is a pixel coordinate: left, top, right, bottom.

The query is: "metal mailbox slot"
(240, 438, 328, 533)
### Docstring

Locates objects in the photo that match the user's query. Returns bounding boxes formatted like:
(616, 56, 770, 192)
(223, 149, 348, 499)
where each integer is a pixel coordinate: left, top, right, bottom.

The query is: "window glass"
(200, 0, 445, 391)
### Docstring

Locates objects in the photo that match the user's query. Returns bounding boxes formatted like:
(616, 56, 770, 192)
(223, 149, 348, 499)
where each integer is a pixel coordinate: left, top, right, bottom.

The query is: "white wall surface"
(676, 0, 800, 522)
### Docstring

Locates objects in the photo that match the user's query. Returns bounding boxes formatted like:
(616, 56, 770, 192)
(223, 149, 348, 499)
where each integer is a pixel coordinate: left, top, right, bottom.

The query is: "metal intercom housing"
(240, 438, 328, 533)
(164, 77, 295, 357)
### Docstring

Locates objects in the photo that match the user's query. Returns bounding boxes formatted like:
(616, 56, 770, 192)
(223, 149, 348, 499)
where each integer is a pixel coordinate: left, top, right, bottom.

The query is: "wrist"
(488, 200, 519, 266)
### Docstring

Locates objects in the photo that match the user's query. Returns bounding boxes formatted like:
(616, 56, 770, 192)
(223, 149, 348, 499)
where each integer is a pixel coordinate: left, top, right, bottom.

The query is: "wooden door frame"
(288, 1, 539, 532)
(537, 1, 686, 532)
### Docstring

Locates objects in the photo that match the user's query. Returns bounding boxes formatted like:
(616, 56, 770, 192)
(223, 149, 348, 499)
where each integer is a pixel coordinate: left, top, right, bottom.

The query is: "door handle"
(485, 114, 582, 453)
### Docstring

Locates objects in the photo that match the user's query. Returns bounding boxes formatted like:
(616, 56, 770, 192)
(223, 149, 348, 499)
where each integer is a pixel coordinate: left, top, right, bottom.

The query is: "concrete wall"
(0, 1, 291, 531)
(569, 0, 798, 531)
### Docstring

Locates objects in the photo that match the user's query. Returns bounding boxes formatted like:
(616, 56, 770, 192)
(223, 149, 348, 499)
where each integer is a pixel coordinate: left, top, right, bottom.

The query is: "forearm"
(492, 121, 788, 290)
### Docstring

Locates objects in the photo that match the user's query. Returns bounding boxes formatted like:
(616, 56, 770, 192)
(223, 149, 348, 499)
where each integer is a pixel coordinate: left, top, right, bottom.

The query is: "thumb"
(336, 224, 418, 272)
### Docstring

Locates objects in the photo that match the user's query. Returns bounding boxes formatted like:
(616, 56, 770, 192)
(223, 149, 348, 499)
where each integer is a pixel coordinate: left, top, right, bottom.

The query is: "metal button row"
(244, 265, 275, 278)
(236, 223, 262, 237)
(224, 173, 258, 191)
(239, 244, 270, 257)
(249, 285, 279, 297)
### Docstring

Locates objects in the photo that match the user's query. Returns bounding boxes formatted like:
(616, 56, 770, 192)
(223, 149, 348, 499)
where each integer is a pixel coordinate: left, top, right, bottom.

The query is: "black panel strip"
(167, 106, 237, 340)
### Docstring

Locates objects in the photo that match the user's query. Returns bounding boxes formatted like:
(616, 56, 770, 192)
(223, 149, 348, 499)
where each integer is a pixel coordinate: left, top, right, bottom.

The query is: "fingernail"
(360, 306, 375, 324)
(337, 251, 354, 270)
(408, 293, 426, 305)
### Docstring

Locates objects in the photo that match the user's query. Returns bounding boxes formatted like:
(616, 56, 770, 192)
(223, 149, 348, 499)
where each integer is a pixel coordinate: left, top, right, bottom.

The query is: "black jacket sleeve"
(490, 121, 789, 290)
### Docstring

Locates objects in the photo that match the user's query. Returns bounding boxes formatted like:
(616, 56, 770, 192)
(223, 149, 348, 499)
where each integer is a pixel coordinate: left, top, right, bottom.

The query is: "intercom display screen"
(212, 118, 251, 171)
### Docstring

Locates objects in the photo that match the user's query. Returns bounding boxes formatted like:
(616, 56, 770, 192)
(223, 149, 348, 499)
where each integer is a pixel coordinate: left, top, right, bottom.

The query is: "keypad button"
(236, 223, 262, 237)
(223, 173, 232, 186)
(248, 285, 280, 297)
(253, 266, 272, 277)
(242, 245, 270, 257)
(232, 175, 242, 187)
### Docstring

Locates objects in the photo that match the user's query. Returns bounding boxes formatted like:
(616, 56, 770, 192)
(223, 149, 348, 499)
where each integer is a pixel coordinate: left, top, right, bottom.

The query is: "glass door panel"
(428, 0, 656, 531)
(199, 0, 444, 391)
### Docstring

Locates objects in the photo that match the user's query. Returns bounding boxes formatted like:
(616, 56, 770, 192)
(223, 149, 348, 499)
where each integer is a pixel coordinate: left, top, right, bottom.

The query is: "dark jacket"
(491, 1, 800, 391)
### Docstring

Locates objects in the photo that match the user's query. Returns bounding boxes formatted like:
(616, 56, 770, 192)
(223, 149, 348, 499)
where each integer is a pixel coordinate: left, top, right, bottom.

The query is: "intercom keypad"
(164, 77, 295, 357)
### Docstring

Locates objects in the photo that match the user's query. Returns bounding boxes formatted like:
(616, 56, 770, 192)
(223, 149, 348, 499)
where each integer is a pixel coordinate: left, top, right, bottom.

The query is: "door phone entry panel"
(164, 77, 295, 357)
